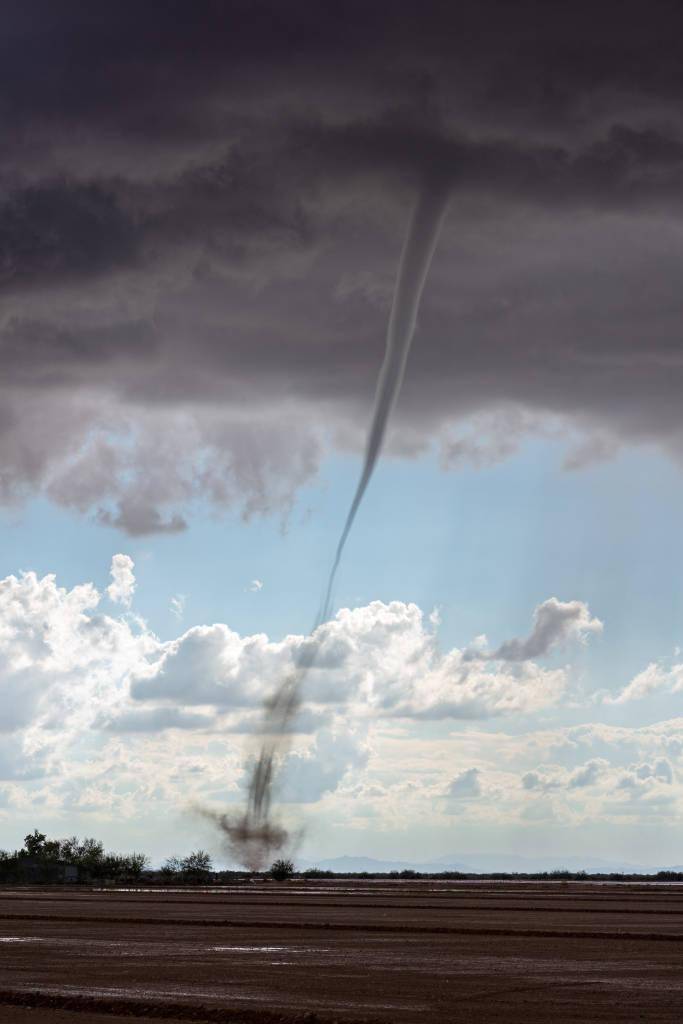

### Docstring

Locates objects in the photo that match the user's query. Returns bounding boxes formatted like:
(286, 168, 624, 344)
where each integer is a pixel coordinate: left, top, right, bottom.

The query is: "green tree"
(13, 831, 149, 882)
(23, 830, 47, 856)
(126, 852, 149, 878)
(181, 850, 212, 880)
(270, 858, 295, 881)
(77, 838, 106, 877)
(57, 836, 81, 862)
(161, 856, 183, 877)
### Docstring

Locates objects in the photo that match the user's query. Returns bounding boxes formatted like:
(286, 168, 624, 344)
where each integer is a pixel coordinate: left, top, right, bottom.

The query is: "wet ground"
(1, 880, 683, 1021)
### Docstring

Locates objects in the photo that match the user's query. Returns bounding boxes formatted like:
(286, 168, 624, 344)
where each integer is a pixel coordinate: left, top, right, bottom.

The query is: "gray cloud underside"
(3, 1, 683, 531)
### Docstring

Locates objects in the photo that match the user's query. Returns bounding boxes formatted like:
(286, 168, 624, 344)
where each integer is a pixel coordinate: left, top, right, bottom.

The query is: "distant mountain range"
(298, 853, 678, 874)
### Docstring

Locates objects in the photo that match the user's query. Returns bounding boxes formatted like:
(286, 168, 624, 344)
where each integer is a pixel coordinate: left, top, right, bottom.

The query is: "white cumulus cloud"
(130, 598, 573, 720)
(609, 661, 683, 704)
(0, 560, 619, 838)
(106, 553, 136, 607)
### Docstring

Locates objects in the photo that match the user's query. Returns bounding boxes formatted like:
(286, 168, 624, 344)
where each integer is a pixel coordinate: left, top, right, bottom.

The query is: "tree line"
(7, 833, 680, 884)
(0, 830, 149, 881)
(0, 830, 296, 883)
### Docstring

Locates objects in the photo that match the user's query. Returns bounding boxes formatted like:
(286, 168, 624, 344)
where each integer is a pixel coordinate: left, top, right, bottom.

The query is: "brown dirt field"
(1, 881, 683, 1022)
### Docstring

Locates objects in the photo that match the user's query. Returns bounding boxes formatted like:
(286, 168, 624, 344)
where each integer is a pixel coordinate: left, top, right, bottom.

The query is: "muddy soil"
(1, 880, 682, 1022)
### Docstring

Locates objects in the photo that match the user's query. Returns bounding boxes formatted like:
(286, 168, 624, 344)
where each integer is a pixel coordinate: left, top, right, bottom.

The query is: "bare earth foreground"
(1, 881, 683, 1023)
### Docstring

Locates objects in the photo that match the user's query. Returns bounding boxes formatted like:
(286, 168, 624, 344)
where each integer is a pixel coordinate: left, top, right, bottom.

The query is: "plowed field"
(1, 881, 682, 1022)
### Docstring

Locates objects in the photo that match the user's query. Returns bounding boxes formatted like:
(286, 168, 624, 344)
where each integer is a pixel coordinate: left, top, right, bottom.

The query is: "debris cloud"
(213, 179, 450, 869)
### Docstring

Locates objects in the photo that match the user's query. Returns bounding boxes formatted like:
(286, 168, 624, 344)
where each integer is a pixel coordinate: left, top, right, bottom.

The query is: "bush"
(159, 851, 212, 883)
(182, 850, 213, 881)
(270, 858, 295, 881)
(161, 856, 183, 877)
(9, 831, 149, 881)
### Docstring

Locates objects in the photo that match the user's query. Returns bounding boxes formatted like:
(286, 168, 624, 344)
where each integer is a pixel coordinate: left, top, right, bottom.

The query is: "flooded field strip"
(4, 885, 683, 906)
(2, 934, 682, 976)
(6, 883, 683, 894)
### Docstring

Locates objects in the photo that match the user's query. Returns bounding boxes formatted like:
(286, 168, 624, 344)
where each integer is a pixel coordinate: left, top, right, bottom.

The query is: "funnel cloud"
(214, 181, 450, 868)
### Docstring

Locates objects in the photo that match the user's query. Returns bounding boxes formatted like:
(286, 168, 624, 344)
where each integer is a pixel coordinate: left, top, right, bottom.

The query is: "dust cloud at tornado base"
(204, 181, 450, 870)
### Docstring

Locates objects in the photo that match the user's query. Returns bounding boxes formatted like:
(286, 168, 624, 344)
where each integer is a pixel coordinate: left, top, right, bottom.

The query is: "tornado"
(319, 182, 451, 624)
(212, 179, 450, 869)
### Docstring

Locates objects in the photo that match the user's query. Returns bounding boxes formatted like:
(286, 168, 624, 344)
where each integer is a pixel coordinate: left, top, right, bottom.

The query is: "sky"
(2, 0, 683, 869)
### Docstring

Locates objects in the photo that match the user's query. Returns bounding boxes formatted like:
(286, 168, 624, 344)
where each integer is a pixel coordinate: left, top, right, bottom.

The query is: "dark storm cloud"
(1, 318, 157, 385)
(0, 182, 139, 286)
(4, 0, 683, 531)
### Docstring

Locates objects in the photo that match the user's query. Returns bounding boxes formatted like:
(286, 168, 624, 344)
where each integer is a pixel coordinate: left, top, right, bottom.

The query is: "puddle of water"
(210, 944, 330, 954)
(210, 945, 288, 953)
